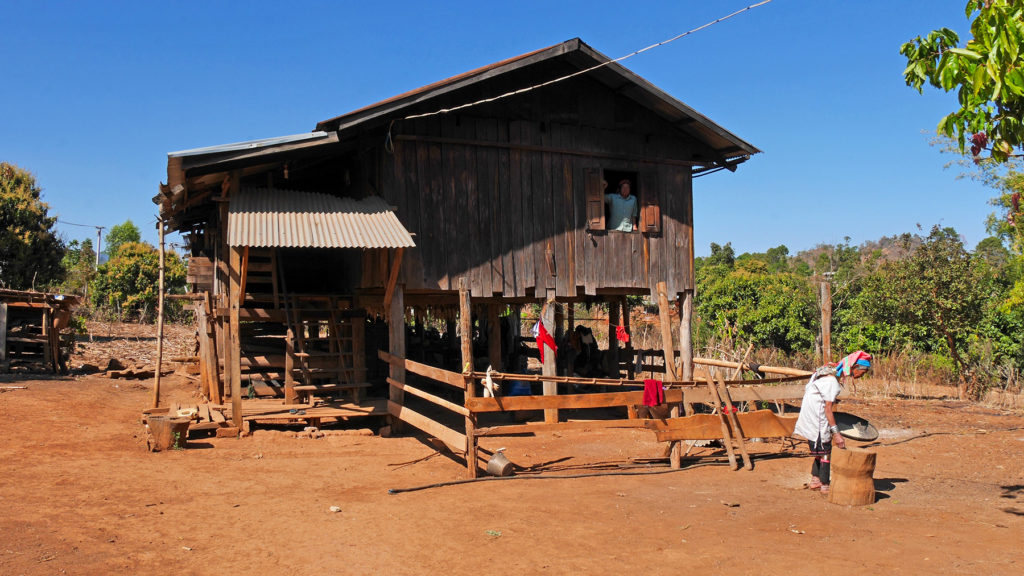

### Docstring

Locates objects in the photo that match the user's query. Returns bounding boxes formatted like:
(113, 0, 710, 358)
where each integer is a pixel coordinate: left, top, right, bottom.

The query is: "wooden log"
(821, 278, 833, 364)
(194, 304, 210, 399)
(146, 416, 189, 451)
(542, 291, 557, 424)
(828, 448, 876, 506)
(694, 357, 811, 377)
(387, 400, 466, 455)
(717, 374, 752, 471)
(704, 373, 738, 470)
(387, 377, 470, 417)
(458, 277, 478, 478)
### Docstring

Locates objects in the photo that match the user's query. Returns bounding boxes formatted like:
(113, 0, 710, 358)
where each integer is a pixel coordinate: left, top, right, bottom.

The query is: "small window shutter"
(639, 171, 661, 234)
(585, 168, 605, 231)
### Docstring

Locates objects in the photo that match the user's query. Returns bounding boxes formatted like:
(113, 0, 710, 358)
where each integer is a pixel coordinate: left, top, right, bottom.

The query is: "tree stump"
(828, 447, 876, 506)
(147, 416, 190, 451)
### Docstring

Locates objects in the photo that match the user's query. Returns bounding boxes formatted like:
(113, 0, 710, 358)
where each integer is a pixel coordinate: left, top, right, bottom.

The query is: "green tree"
(902, 1, 1024, 160)
(60, 238, 97, 296)
(90, 241, 186, 321)
(0, 162, 65, 290)
(105, 220, 141, 258)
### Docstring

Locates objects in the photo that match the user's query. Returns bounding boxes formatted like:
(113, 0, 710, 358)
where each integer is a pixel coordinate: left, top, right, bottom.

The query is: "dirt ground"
(1, 324, 1023, 575)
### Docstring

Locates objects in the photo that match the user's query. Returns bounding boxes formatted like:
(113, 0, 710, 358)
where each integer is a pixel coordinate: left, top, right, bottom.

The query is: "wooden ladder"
(288, 296, 368, 405)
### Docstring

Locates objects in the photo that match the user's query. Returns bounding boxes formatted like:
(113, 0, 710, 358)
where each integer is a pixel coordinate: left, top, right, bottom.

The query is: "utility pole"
(820, 271, 834, 364)
(95, 226, 105, 270)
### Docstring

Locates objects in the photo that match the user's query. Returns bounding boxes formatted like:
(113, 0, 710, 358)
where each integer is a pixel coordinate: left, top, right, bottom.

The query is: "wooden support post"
(0, 302, 7, 368)
(352, 313, 366, 386)
(542, 290, 558, 424)
(195, 305, 210, 400)
(655, 283, 678, 381)
(705, 372, 738, 470)
(621, 296, 633, 379)
(487, 303, 502, 371)
(228, 245, 243, 428)
(284, 329, 298, 404)
(567, 303, 575, 334)
(554, 303, 564, 347)
(383, 248, 405, 312)
(459, 278, 478, 477)
(388, 283, 406, 431)
(679, 290, 695, 416)
(655, 282, 680, 468)
(41, 309, 52, 368)
(203, 292, 222, 404)
(153, 220, 166, 409)
(607, 299, 620, 378)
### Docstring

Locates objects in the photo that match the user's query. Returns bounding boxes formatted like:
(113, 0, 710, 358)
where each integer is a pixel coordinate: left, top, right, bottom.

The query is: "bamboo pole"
(694, 357, 811, 377)
(152, 219, 166, 409)
(679, 290, 695, 416)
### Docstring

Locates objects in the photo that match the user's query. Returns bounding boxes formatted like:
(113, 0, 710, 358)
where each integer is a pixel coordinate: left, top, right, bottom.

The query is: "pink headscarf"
(835, 350, 872, 377)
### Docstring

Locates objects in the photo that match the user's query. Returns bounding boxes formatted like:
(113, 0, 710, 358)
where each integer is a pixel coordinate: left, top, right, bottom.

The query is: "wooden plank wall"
(371, 117, 696, 299)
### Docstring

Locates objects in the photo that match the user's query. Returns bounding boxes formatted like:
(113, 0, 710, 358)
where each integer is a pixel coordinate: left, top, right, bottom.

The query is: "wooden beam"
(202, 292, 222, 404)
(387, 377, 470, 417)
(382, 247, 405, 312)
(393, 134, 705, 169)
(378, 350, 467, 389)
(655, 282, 677, 380)
(284, 329, 298, 404)
(387, 401, 466, 455)
(694, 358, 811, 377)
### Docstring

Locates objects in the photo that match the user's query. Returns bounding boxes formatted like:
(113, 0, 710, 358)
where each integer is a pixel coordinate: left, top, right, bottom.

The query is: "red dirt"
(1, 325, 1022, 575)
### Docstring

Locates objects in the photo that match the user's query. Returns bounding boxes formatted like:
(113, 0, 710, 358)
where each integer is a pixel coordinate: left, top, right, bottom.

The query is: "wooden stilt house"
(156, 39, 779, 470)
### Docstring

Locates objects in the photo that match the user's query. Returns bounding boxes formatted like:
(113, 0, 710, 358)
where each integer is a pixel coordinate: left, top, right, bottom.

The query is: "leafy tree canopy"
(902, 1, 1024, 161)
(0, 162, 64, 290)
(105, 220, 141, 257)
(90, 241, 186, 321)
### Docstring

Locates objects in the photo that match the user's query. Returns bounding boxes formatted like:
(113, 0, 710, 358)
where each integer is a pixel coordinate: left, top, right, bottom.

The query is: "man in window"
(605, 179, 638, 232)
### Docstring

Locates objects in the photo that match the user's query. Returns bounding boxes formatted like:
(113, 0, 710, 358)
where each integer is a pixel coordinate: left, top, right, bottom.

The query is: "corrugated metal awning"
(228, 188, 416, 249)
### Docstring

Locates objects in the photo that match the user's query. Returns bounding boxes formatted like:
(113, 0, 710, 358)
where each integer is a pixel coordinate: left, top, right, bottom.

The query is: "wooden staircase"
(285, 296, 369, 405)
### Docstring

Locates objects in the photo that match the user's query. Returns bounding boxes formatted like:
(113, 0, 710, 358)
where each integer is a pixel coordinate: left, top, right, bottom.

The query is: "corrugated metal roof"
(169, 132, 332, 158)
(228, 189, 416, 249)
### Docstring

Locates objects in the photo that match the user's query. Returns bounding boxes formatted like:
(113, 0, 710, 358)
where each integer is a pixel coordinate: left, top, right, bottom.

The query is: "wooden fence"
(380, 347, 807, 475)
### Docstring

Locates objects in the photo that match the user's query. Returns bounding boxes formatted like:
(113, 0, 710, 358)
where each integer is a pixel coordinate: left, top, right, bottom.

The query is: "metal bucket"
(486, 451, 514, 477)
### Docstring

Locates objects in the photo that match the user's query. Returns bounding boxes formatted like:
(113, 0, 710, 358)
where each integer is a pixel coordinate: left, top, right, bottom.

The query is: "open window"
(585, 168, 659, 234)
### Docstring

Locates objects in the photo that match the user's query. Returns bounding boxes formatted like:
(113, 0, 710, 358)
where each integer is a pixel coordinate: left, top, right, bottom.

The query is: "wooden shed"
(155, 39, 780, 472)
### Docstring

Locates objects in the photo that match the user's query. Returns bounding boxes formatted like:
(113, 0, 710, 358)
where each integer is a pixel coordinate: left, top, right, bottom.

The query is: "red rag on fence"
(536, 321, 557, 363)
(642, 379, 664, 406)
(615, 324, 630, 344)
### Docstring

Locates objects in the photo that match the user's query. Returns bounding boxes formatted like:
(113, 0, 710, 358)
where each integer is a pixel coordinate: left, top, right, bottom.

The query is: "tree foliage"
(60, 238, 97, 296)
(105, 220, 142, 258)
(90, 241, 186, 321)
(902, 1, 1024, 160)
(0, 162, 65, 290)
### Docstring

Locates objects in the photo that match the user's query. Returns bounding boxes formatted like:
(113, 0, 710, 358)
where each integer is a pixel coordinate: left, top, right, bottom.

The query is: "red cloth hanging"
(536, 321, 557, 363)
(642, 379, 664, 406)
(615, 324, 630, 344)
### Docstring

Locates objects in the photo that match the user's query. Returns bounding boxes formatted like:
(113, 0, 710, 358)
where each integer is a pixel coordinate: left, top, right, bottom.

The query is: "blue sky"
(0, 0, 994, 256)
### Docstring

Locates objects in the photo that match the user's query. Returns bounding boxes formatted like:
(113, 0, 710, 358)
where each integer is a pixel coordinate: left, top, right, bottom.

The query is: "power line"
(403, 0, 773, 121)
(56, 219, 105, 230)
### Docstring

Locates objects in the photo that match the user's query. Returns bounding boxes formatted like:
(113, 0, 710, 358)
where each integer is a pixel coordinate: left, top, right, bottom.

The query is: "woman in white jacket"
(794, 351, 872, 493)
